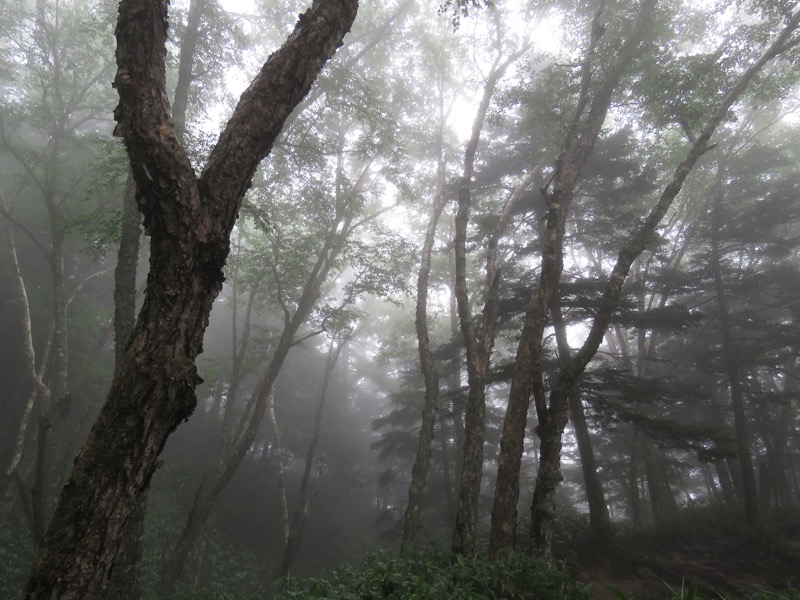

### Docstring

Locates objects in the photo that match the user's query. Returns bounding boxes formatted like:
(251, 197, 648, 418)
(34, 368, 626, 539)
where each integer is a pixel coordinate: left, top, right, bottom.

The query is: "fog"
(2, 0, 800, 598)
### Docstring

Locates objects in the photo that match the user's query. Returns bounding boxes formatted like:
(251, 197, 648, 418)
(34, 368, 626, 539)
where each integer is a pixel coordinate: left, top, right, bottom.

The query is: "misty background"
(2, 0, 800, 598)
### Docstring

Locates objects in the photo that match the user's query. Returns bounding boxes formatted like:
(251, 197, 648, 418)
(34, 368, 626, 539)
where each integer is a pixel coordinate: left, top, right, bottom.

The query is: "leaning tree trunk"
(22, 1, 358, 597)
(105, 173, 143, 600)
(107, 0, 202, 587)
(280, 334, 348, 577)
(401, 91, 447, 553)
(155, 142, 364, 596)
(491, 0, 651, 554)
(550, 297, 611, 534)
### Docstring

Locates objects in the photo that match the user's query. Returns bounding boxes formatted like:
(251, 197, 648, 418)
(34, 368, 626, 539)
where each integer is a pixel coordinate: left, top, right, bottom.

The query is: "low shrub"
(276, 550, 589, 599)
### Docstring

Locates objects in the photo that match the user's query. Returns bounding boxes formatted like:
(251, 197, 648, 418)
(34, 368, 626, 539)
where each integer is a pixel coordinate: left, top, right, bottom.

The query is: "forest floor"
(574, 514, 800, 599)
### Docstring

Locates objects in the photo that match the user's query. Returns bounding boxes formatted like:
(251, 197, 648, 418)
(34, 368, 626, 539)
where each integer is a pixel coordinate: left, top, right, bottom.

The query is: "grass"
(275, 550, 589, 599)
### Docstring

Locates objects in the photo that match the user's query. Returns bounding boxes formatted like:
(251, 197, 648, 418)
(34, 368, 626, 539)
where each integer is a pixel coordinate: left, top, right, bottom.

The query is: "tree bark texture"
(106, 172, 143, 600)
(452, 33, 528, 558)
(22, 1, 358, 597)
(113, 173, 142, 370)
(156, 142, 365, 596)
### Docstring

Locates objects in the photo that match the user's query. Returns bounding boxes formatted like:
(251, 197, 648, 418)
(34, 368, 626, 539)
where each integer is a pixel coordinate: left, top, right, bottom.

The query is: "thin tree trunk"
(401, 88, 448, 553)
(550, 297, 610, 534)
(0, 192, 52, 534)
(628, 426, 643, 524)
(105, 171, 144, 600)
(280, 334, 348, 577)
(710, 160, 759, 525)
(644, 443, 677, 518)
(452, 29, 529, 556)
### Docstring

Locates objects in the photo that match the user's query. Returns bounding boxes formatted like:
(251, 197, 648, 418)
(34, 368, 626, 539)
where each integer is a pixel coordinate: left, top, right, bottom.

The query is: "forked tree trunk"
(492, 2, 800, 560)
(22, 1, 358, 597)
(492, 0, 654, 554)
(452, 28, 529, 557)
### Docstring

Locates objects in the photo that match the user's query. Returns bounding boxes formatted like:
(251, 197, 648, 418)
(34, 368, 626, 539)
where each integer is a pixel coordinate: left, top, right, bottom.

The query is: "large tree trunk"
(155, 140, 367, 596)
(22, 1, 358, 597)
(108, 0, 204, 587)
(105, 173, 143, 600)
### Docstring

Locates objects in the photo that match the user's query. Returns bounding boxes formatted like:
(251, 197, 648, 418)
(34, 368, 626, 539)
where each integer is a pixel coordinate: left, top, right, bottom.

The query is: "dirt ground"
(574, 524, 800, 599)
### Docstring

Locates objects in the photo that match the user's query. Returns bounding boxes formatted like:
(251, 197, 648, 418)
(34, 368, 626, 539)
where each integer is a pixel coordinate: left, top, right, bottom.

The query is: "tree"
(485, 0, 800, 558)
(489, 0, 659, 555)
(527, 6, 800, 557)
(451, 9, 530, 557)
(22, 0, 358, 597)
(401, 82, 449, 553)
(0, 0, 118, 546)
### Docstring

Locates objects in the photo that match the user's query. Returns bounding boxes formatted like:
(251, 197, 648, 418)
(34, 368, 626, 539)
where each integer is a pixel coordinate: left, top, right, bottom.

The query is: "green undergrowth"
(275, 550, 589, 599)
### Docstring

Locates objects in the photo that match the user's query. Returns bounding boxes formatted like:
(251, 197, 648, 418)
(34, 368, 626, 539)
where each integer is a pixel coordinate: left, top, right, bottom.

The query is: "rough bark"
(22, 1, 358, 597)
(105, 173, 143, 600)
(452, 30, 529, 557)
(155, 141, 371, 595)
(644, 442, 678, 518)
(113, 174, 142, 369)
